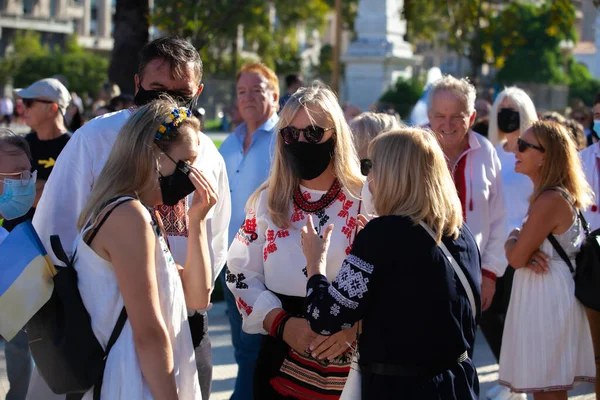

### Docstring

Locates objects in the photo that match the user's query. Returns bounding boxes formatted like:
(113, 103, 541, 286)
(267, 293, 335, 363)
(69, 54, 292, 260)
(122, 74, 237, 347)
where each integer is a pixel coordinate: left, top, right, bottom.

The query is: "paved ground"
(0, 301, 595, 399)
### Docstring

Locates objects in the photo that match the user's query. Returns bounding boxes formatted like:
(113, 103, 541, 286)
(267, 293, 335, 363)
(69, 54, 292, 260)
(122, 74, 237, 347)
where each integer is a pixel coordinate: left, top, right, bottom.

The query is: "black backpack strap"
(92, 307, 128, 400)
(578, 211, 591, 236)
(50, 235, 75, 268)
(86, 197, 135, 246)
(547, 233, 575, 274)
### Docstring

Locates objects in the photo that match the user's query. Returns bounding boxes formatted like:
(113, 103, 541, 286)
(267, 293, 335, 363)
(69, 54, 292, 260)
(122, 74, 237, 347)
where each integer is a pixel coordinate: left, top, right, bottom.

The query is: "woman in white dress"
(74, 99, 216, 399)
(485, 87, 537, 400)
(226, 83, 364, 399)
(501, 120, 596, 399)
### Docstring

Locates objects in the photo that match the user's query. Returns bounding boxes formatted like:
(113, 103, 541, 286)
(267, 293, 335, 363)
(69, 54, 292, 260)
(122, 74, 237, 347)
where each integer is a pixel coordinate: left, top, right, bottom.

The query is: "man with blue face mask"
(0, 129, 35, 400)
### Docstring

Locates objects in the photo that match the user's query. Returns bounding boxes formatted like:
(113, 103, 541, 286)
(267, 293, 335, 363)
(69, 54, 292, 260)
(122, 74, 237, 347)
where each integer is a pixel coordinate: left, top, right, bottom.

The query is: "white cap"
(14, 78, 71, 114)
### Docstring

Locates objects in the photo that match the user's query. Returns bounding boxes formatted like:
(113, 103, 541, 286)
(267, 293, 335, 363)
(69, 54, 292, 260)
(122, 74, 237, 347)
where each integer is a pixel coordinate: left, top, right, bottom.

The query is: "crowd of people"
(0, 35, 599, 400)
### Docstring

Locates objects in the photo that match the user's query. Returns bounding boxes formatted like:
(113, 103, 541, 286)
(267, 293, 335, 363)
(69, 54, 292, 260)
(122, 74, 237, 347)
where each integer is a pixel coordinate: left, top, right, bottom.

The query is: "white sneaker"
(486, 384, 504, 399)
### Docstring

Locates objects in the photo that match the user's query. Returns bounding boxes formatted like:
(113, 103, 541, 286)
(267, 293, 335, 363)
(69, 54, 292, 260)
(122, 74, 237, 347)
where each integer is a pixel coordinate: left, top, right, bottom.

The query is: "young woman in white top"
(501, 121, 596, 400)
(485, 87, 538, 400)
(74, 99, 217, 399)
(226, 83, 363, 399)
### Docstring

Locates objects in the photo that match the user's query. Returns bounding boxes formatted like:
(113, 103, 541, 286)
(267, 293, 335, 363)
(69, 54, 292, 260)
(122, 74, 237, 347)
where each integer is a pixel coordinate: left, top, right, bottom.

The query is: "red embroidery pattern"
(336, 191, 357, 255)
(291, 191, 311, 222)
(155, 197, 188, 237)
(263, 229, 290, 261)
(235, 215, 258, 245)
(236, 297, 253, 316)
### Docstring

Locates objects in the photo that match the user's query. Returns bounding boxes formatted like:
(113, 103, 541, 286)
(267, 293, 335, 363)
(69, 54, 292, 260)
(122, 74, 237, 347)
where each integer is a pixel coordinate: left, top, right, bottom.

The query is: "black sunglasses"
(517, 137, 545, 153)
(360, 159, 372, 176)
(23, 98, 54, 108)
(279, 125, 334, 144)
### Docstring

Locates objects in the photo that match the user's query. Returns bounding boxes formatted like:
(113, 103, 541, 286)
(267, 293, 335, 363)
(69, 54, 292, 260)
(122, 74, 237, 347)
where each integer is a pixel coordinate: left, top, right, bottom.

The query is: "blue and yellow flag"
(0, 221, 56, 340)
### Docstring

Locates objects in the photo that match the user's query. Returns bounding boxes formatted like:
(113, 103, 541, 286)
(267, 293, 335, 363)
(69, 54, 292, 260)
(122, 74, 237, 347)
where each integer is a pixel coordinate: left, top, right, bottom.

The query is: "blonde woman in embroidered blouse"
(226, 83, 363, 399)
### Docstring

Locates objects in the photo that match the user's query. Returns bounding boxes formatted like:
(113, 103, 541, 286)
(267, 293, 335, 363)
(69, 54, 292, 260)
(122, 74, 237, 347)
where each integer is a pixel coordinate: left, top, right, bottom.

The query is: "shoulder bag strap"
(547, 233, 575, 274)
(578, 211, 591, 236)
(88, 197, 134, 400)
(419, 222, 477, 318)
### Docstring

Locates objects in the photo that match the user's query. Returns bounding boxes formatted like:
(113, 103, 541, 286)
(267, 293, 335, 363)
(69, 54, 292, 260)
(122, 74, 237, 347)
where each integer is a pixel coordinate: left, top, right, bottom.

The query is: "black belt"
(361, 351, 469, 377)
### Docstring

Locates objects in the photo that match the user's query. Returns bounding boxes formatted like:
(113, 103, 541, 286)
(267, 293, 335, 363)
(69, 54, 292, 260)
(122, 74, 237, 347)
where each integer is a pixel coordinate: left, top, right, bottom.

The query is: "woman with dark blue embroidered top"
(301, 128, 482, 399)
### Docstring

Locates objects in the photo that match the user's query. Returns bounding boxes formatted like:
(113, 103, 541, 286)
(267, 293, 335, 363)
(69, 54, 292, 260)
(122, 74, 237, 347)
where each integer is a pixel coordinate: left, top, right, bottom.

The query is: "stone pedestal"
(342, 0, 415, 111)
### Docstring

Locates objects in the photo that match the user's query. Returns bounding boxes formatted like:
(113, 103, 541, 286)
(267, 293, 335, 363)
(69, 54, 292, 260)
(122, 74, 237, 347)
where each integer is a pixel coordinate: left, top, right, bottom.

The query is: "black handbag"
(26, 198, 132, 399)
(548, 211, 600, 311)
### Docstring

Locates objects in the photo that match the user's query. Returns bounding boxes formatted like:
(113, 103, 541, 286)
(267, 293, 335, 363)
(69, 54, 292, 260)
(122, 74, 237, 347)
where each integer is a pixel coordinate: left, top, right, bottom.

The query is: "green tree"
(404, 0, 500, 82)
(378, 76, 424, 119)
(488, 0, 577, 85)
(151, 0, 332, 76)
(4, 32, 109, 97)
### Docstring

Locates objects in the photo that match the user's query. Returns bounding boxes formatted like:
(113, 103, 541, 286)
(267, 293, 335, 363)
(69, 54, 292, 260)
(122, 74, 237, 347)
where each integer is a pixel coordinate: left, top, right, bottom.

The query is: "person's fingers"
(306, 214, 315, 232)
(322, 342, 349, 360)
(309, 334, 328, 352)
(323, 224, 334, 241)
(311, 336, 336, 358)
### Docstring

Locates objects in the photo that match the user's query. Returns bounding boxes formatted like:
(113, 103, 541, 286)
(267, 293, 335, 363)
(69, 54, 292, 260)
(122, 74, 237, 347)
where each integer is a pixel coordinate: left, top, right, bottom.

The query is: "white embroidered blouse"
(226, 182, 361, 335)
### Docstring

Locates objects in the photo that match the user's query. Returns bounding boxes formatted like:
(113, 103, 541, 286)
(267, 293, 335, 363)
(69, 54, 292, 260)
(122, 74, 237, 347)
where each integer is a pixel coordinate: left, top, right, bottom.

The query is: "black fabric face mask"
(134, 84, 197, 108)
(159, 160, 196, 206)
(497, 108, 520, 133)
(284, 138, 335, 181)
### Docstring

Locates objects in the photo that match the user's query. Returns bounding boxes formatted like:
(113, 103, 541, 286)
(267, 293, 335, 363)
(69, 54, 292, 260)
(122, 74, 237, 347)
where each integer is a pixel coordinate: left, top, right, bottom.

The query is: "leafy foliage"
(488, 0, 577, 84)
(568, 61, 600, 105)
(151, 0, 345, 76)
(0, 31, 109, 97)
(378, 76, 424, 119)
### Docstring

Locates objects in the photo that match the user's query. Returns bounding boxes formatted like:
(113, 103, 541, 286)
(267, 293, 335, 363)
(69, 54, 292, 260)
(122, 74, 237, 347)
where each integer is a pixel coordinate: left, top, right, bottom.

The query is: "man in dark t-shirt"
(3, 78, 71, 230)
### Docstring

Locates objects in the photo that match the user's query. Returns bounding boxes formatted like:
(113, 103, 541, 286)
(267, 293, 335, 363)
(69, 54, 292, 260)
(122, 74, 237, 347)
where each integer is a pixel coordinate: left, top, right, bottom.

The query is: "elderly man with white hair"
(427, 75, 508, 321)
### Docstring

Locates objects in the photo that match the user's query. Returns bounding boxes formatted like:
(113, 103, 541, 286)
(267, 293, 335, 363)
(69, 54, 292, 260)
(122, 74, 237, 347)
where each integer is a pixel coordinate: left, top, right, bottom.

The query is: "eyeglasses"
(360, 159, 372, 176)
(517, 137, 545, 153)
(0, 170, 36, 185)
(23, 98, 54, 108)
(279, 125, 334, 144)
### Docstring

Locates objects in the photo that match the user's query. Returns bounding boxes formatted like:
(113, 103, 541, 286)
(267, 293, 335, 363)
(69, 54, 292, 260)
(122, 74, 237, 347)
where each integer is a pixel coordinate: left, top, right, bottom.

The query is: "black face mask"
(497, 108, 520, 133)
(159, 160, 196, 206)
(134, 84, 197, 109)
(284, 138, 335, 180)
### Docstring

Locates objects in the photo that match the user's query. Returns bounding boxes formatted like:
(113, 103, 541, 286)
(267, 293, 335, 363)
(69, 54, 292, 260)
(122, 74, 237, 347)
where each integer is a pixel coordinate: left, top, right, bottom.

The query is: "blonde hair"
(428, 75, 476, 114)
(369, 128, 463, 242)
(528, 120, 593, 209)
(249, 82, 363, 228)
(77, 98, 200, 230)
(349, 112, 401, 158)
(488, 87, 538, 145)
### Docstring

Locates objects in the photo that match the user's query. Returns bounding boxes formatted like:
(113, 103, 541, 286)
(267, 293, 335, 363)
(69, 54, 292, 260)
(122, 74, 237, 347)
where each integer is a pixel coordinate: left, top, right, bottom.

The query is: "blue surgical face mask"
(0, 170, 37, 220)
(593, 120, 600, 138)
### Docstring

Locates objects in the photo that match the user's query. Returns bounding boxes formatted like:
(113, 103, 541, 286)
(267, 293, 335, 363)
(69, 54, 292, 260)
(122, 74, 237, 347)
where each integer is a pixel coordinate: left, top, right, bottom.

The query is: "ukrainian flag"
(0, 221, 56, 340)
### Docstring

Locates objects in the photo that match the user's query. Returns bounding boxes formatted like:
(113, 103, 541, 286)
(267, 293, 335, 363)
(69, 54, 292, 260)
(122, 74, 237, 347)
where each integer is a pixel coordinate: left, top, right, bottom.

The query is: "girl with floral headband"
(73, 99, 215, 399)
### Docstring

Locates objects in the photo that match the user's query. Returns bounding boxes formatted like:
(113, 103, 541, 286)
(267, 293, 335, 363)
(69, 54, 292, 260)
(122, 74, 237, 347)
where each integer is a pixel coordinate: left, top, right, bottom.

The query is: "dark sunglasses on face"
(279, 125, 334, 144)
(23, 98, 54, 108)
(517, 137, 545, 153)
(360, 159, 372, 176)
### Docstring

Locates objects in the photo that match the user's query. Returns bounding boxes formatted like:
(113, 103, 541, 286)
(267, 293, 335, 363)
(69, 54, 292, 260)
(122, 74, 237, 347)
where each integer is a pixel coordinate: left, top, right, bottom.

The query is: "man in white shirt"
(427, 75, 507, 313)
(29, 37, 231, 400)
(0, 96, 14, 125)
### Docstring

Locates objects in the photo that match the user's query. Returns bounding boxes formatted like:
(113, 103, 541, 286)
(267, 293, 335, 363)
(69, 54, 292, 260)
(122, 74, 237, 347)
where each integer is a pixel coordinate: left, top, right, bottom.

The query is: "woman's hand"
(526, 250, 550, 274)
(188, 168, 218, 224)
(282, 317, 318, 355)
(301, 215, 333, 276)
(356, 214, 369, 232)
(309, 323, 357, 361)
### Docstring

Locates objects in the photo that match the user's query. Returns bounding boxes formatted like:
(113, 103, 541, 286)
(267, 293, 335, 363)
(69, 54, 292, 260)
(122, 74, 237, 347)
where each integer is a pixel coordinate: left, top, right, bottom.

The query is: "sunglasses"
(360, 159, 372, 176)
(23, 98, 54, 108)
(279, 125, 334, 144)
(517, 137, 545, 153)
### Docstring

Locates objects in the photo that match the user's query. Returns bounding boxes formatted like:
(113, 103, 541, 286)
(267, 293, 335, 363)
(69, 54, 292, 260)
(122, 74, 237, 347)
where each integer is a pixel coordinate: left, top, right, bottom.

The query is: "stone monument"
(342, 0, 416, 112)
